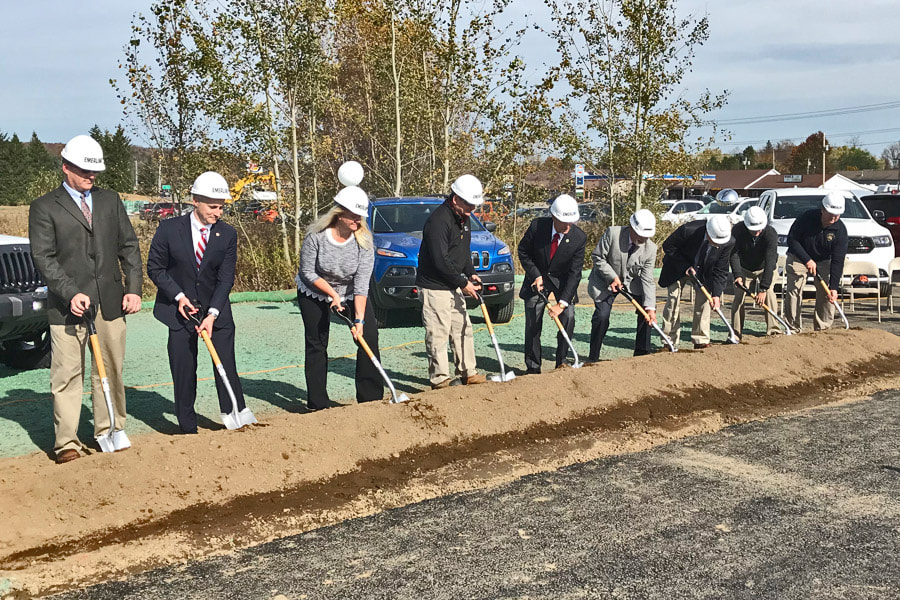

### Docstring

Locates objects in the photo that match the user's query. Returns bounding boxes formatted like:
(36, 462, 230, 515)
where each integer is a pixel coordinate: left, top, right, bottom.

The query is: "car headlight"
(497, 245, 510, 255)
(873, 235, 892, 247)
(777, 235, 788, 247)
(376, 247, 407, 258)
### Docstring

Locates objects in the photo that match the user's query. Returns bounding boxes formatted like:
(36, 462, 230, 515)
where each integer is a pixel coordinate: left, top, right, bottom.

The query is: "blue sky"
(2, 0, 899, 160)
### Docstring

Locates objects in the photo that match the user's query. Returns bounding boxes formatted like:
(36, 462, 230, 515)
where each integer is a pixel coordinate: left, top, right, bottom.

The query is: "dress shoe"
(431, 378, 452, 390)
(55, 449, 80, 464)
(463, 373, 487, 385)
(524, 368, 541, 375)
(693, 343, 710, 349)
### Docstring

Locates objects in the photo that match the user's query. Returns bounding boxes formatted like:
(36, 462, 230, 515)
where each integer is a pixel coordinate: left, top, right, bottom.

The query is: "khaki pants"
(420, 288, 477, 386)
(784, 255, 834, 331)
(731, 267, 779, 336)
(50, 307, 127, 456)
(661, 278, 712, 346)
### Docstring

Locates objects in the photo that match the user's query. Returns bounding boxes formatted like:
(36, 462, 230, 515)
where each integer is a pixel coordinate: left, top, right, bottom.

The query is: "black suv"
(0, 235, 50, 369)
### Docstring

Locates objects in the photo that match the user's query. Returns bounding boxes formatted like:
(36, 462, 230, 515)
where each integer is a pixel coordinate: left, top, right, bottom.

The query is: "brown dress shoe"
(56, 449, 80, 464)
(463, 373, 487, 385)
(431, 378, 452, 390)
(693, 343, 710, 350)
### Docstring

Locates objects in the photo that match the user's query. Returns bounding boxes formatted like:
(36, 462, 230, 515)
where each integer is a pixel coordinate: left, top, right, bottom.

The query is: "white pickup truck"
(756, 188, 894, 294)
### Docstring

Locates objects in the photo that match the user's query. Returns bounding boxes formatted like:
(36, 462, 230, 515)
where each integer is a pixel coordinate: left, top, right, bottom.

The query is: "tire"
(487, 298, 515, 324)
(0, 328, 52, 370)
(373, 303, 391, 329)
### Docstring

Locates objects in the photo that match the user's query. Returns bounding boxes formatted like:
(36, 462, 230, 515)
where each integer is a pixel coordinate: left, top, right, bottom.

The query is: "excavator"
(229, 171, 280, 223)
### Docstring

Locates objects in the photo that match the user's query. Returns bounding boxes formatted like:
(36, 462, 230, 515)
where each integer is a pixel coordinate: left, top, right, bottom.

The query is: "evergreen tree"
(0, 133, 29, 205)
(90, 124, 134, 193)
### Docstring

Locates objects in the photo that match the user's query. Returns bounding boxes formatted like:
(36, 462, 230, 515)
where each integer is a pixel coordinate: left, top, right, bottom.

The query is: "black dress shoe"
(525, 368, 541, 375)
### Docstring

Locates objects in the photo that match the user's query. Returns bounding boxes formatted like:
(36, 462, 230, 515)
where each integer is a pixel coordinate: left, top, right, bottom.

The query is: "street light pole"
(823, 143, 829, 187)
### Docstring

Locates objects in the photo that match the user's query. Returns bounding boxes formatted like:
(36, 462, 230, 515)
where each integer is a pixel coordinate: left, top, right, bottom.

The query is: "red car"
(861, 193, 900, 257)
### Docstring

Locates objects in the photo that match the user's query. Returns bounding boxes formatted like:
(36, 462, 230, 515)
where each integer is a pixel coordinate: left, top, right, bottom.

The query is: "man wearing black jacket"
(417, 174, 487, 389)
(784, 192, 849, 331)
(730, 205, 779, 337)
(658, 215, 734, 349)
(518, 194, 586, 373)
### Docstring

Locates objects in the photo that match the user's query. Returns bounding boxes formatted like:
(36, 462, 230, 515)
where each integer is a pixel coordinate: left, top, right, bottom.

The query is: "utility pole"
(134, 160, 138, 193)
(822, 143, 829, 187)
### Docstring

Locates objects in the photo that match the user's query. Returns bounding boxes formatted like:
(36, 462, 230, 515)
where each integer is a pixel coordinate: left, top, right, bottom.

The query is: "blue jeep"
(368, 197, 516, 327)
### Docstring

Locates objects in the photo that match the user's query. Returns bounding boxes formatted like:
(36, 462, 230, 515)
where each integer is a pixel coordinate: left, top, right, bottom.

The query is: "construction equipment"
(617, 286, 678, 352)
(85, 308, 131, 452)
(332, 307, 409, 403)
(188, 313, 258, 429)
(733, 280, 796, 335)
(535, 287, 582, 367)
(686, 269, 741, 344)
(815, 273, 850, 329)
(475, 292, 516, 382)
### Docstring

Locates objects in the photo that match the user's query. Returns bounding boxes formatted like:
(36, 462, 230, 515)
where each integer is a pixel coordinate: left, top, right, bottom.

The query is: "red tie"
(550, 233, 560, 260)
(196, 227, 207, 269)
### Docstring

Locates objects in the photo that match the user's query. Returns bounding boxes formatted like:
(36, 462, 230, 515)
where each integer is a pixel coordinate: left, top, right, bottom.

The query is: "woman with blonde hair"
(296, 186, 382, 409)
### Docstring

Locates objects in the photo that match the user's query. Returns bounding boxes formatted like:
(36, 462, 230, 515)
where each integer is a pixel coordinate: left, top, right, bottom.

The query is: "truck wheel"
(374, 304, 391, 329)
(487, 298, 515, 324)
(1, 329, 51, 370)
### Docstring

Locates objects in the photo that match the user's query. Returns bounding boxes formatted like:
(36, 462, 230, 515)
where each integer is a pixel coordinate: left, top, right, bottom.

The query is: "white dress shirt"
(174, 212, 220, 317)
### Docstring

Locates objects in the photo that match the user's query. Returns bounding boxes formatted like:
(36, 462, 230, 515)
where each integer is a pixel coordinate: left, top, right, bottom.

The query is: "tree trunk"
(391, 10, 402, 196)
(289, 92, 302, 260)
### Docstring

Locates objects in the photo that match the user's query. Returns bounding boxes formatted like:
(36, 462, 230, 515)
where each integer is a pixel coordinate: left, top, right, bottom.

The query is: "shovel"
(815, 273, 850, 329)
(686, 269, 740, 344)
(188, 313, 258, 429)
(535, 287, 582, 367)
(475, 292, 516, 382)
(733, 280, 796, 335)
(332, 307, 409, 403)
(618, 286, 678, 352)
(85, 308, 131, 452)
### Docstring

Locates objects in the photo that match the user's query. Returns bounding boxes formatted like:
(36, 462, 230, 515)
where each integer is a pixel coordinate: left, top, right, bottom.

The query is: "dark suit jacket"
(146, 214, 237, 330)
(28, 184, 142, 325)
(658, 220, 734, 298)
(517, 217, 586, 304)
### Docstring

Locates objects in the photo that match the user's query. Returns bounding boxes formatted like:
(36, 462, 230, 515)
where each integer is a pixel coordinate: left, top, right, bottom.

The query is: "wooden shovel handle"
(479, 300, 495, 336)
(88, 334, 108, 380)
(199, 330, 222, 366)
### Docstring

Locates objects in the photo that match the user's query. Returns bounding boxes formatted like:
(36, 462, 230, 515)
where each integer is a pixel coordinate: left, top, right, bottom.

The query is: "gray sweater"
(296, 228, 374, 302)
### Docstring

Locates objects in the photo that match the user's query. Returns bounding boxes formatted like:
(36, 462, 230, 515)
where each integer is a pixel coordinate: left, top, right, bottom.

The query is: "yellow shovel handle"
(624, 294, 651, 321)
(479, 301, 495, 336)
(697, 282, 714, 303)
(88, 334, 108, 380)
(816, 276, 833, 299)
(199, 330, 222, 366)
(355, 333, 377, 361)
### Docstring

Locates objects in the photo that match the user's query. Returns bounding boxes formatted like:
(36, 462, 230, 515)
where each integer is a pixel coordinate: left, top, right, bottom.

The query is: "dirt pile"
(2, 328, 900, 597)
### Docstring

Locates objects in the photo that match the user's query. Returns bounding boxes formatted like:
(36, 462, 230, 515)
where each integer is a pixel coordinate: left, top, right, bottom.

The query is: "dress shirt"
(552, 224, 569, 308)
(62, 181, 92, 213)
(174, 212, 220, 317)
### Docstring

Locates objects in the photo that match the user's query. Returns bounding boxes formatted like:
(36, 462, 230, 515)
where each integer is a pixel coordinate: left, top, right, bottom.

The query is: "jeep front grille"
(0, 247, 44, 293)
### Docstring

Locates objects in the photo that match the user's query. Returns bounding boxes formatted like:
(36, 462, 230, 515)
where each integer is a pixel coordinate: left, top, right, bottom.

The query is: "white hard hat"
(629, 209, 656, 237)
(822, 191, 845, 216)
(550, 194, 580, 223)
(706, 214, 732, 245)
(450, 174, 484, 206)
(337, 161, 364, 187)
(334, 185, 369, 217)
(715, 188, 739, 205)
(191, 171, 232, 200)
(60, 134, 105, 172)
(743, 205, 767, 231)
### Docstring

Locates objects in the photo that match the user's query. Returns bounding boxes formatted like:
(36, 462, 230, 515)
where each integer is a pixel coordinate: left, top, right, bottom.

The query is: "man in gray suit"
(29, 135, 142, 463)
(587, 209, 658, 359)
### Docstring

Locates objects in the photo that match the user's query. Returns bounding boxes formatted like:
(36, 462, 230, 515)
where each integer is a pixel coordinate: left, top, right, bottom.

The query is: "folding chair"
(841, 260, 881, 322)
(888, 256, 900, 313)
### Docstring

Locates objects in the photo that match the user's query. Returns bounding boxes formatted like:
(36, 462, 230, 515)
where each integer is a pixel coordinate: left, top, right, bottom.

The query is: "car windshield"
(371, 203, 485, 233)
(696, 203, 733, 215)
(772, 195, 869, 219)
(862, 196, 900, 219)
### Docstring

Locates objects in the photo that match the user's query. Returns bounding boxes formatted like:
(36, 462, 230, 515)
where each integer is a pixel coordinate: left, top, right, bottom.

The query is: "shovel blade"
(389, 392, 411, 404)
(221, 408, 257, 430)
(490, 371, 516, 382)
(96, 429, 131, 453)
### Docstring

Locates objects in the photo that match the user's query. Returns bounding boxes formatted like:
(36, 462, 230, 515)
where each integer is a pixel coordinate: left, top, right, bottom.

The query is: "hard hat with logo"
(629, 208, 656, 237)
(60, 135, 106, 172)
(191, 171, 231, 200)
(706, 214, 732, 245)
(822, 191, 845, 215)
(550, 194, 580, 223)
(715, 188, 739, 205)
(334, 185, 369, 217)
(450, 174, 484, 206)
(743, 205, 767, 231)
(337, 161, 364, 187)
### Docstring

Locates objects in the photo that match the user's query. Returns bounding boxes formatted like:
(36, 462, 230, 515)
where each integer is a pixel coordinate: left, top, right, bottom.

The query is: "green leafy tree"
(830, 145, 879, 171)
(788, 132, 828, 174)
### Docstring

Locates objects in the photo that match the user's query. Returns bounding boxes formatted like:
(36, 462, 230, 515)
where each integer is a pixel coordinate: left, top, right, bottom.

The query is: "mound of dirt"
(3, 328, 900, 597)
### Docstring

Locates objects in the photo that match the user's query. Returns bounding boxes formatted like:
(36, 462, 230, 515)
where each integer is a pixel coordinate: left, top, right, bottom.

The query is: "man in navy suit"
(517, 194, 586, 373)
(146, 171, 247, 433)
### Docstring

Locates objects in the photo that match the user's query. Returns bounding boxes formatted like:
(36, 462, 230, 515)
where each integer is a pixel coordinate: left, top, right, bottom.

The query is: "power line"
(726, 127, 900, 147)
(715, 100, 900, 125)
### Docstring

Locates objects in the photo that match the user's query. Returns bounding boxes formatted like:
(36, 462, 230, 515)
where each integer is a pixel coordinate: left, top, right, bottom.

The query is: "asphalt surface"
(51, 389, 900, 600)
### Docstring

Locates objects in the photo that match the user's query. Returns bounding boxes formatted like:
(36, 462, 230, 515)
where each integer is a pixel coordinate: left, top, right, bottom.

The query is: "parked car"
(756, 188, 894, 294)
(660, 199, 705, 224)
(513, 206, 549, 221)
(0, 235, 50, 369)
(368, 197, 516, 327)
(690, 198, 756, 224)
(860, 193, 900, 257)
(139, 202, 179, 221)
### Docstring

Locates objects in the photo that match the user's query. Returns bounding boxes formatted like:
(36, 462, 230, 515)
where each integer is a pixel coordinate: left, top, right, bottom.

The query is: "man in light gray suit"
(587, 209, 658, 359)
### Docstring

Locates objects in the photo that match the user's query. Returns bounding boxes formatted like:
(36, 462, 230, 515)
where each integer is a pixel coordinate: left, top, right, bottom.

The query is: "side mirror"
(484, 221, 497, 232)
(873, 210, 885, 221)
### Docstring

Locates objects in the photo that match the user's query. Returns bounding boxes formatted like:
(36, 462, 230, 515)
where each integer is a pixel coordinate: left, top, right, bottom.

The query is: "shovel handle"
(815, 274, 835, 300)
(477, 296, 496, 336)
(689, 274, 714, 303)
(88, 334, 108, 380)
(199, 330, 223, 366)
